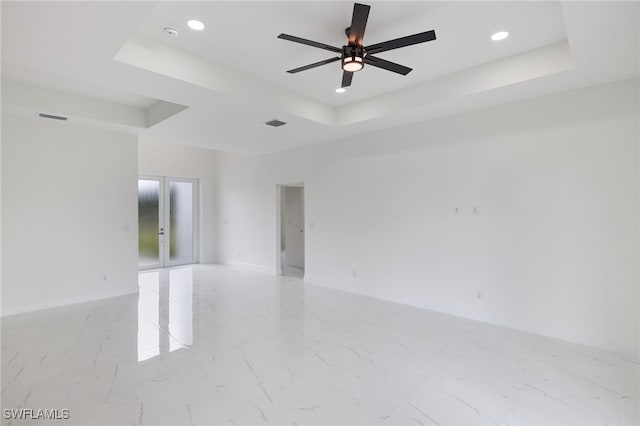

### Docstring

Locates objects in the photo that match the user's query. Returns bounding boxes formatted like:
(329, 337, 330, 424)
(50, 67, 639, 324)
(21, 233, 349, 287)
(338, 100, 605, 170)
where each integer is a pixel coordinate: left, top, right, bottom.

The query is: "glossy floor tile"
(2, 264, 638, 425)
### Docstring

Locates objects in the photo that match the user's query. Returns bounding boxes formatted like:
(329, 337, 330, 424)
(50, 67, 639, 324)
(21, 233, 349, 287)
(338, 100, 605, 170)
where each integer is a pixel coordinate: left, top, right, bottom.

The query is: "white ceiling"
(3, 64, 159, 110)
(136, 1, 568, 106)
(1, 1, 638, 154)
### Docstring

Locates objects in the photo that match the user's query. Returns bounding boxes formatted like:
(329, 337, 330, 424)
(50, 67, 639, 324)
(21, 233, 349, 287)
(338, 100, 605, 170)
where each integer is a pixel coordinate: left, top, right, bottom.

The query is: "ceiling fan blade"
(341, 71, 354, 88)
(348, 3, 371, 46)
(365, 30, 436, 55)
(364, 55, 412, 75)
(277, 33, 342, 53)
(286, 57, 341, 73)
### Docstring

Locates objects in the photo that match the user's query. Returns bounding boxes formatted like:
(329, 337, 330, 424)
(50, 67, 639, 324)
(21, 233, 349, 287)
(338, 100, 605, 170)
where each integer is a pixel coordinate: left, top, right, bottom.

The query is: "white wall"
(138, 139, 217, 263)
(215, 79, 639, 356)
(1, 113, 139, 315)
(283, 186, 304, 269)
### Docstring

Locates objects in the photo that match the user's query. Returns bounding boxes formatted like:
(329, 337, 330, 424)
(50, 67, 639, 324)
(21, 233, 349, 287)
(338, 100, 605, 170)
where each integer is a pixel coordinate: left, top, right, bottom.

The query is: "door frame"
(138, 175, 199, 270)
(276, 183, 305, 276)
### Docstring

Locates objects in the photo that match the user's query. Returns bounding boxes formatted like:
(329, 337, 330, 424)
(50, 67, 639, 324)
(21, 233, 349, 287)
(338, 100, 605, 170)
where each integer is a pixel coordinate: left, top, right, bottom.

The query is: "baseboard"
(1, 287, 139, 317)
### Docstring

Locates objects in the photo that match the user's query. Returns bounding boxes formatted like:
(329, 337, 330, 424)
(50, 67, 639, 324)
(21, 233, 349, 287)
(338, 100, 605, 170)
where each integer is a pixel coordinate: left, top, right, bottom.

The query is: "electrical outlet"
(352, 269, 358, 278)
(454, 206, 462, 215)
(238, 251, 242, 258)
(103, 274, 108, 281)
(476, 290, 482, 300)
(308, 221, 315, 230)
(472, 206, 480, 216)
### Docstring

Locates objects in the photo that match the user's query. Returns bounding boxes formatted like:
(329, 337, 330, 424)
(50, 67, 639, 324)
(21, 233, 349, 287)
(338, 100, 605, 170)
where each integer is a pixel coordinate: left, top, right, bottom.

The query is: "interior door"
(283, 186, 305, 270)
(138, 176, 198, 269)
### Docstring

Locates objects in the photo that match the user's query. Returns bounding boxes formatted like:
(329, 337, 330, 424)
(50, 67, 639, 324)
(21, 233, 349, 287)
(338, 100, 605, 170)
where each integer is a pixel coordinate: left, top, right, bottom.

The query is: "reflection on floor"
(281, 250, 304, 277)
(138, 268, 193, 362)
(281, 264, 304, 278)
(2, 264, 638, 425)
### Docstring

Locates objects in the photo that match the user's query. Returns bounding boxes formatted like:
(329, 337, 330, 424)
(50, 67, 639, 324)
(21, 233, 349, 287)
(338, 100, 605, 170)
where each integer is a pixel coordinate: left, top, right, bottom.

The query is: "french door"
(138, 176, 198, 269)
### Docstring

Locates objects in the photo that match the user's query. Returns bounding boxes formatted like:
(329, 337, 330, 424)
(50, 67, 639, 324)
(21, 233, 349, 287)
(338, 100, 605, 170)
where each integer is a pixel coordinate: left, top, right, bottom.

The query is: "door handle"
(158, 228, 164, 236)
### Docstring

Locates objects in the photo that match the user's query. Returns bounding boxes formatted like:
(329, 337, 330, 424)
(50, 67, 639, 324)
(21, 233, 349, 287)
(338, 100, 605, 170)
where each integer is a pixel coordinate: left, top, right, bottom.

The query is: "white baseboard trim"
(1, 287, 139, 317)
(216, 260, 276, 275)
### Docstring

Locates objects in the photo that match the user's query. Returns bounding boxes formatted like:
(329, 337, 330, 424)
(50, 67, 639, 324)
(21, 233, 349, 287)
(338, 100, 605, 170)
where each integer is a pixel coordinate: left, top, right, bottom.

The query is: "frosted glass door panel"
(169, 181, 194, 264)
(138, 179, 161, 268)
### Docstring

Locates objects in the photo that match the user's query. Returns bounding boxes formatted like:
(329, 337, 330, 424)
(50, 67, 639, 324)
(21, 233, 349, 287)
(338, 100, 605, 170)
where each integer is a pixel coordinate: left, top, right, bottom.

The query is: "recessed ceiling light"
(491, 31, 509, 41)
(335, 88, 346, 93)
(187, 19, 205, 31)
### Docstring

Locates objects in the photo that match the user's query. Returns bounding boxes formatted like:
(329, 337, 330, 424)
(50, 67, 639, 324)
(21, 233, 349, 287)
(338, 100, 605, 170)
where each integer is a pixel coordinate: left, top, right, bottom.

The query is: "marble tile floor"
(1, 264, 638, 425)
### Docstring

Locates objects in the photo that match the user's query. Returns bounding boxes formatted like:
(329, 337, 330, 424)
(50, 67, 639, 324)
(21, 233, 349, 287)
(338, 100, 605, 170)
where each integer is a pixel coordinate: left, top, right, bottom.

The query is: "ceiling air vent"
(265, 119, 287, 127)
(38, 113, 68, 121)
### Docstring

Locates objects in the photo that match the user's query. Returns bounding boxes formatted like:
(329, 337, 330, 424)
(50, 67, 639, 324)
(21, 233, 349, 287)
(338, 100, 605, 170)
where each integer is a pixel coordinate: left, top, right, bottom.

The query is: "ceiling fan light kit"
(341, 46, 365, 72)
(277, 2, 436, 88)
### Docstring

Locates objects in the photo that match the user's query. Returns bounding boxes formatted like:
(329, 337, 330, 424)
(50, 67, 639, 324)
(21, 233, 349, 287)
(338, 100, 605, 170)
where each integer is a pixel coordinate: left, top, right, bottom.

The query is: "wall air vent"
(265, 119, 287, 127)
(38, 113, 68, 121)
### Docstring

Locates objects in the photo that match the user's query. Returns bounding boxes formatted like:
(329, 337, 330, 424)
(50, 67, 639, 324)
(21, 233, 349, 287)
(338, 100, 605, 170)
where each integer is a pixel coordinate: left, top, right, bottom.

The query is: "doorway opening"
(277, 185, 305, 277)
(138, 176, 199, 269)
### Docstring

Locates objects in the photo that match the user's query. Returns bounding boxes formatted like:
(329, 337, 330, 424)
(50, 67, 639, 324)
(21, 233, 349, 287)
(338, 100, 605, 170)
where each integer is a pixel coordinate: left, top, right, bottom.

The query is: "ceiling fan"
(277, 2, 436, 88)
